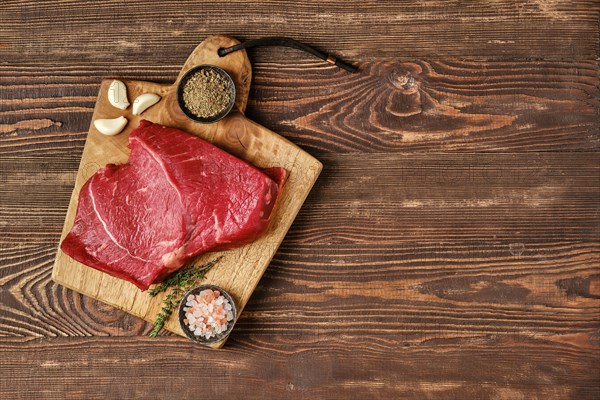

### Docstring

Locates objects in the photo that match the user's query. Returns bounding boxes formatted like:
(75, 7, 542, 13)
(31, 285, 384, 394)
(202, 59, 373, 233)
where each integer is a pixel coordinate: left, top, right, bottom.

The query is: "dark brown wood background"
(1, 1, 599, 399)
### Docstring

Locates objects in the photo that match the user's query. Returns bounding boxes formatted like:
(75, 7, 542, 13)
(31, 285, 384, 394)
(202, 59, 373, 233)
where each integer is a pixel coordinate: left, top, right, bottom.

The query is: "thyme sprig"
(148, 256, 223, 337)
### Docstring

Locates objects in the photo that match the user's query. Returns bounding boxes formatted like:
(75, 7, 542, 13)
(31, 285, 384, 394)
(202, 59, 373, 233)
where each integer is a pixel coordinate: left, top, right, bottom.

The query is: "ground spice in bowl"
(177, 65, 236, 123)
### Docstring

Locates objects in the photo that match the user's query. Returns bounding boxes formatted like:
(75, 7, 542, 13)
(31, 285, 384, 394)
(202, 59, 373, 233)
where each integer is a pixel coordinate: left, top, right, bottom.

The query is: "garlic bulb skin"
(132, 93, 161, 115)
(108, 80, 130, 110)
(94, 116, 128, 136)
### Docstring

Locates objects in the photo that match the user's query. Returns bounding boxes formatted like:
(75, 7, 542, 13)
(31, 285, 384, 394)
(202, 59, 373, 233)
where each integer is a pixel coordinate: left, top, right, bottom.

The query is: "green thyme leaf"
(148, 256, 223, 337)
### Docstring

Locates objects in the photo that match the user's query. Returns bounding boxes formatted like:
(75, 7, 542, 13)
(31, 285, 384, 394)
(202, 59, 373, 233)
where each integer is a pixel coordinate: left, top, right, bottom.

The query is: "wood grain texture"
(1, 152, 599, 397)
(1, 0, 599, 398)
(1, 59, 597, 155)
(0, 336, 599, 399)
(1, 0, 598, 60)
(51, 36, 322, 347)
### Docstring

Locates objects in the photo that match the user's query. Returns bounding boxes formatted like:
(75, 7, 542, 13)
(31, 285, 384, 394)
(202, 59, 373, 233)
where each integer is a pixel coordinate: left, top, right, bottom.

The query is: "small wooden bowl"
(178, 284, 237, 345)
(176, 65, 236, 124)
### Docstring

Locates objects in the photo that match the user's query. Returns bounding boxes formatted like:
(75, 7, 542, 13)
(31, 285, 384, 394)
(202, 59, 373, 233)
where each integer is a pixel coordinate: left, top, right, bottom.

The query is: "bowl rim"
(176, 64, 236, 124)
(178, 284, 237, 344)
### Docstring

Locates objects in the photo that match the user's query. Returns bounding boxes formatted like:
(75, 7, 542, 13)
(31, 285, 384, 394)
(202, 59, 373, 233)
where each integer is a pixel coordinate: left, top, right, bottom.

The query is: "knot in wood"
(389, 69, 418, 94)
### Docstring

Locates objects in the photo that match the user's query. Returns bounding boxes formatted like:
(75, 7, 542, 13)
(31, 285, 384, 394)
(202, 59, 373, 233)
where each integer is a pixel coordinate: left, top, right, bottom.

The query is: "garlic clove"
(132, 93, 161, 115)
(108, 80, 130, 110)
(94, 116, 128, 136)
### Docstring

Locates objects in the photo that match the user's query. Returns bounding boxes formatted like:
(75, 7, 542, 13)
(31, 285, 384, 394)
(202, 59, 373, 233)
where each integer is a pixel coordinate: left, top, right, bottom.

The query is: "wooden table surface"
(1, 1, 599, 399)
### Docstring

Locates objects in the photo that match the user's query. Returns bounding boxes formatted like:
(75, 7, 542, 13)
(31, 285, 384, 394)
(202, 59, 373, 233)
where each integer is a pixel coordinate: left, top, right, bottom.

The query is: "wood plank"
(1, 59, 598, 155)
(0, 336, 598, 399)
(1, 1, 598, 60)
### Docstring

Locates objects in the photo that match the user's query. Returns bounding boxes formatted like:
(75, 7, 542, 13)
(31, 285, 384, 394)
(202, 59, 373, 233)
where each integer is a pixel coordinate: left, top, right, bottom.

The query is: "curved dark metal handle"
(218, 37, 359, 74)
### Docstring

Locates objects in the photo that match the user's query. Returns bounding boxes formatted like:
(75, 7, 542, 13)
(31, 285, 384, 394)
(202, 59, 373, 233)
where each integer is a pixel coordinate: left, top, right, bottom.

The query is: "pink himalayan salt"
(183, 289, 234, 340)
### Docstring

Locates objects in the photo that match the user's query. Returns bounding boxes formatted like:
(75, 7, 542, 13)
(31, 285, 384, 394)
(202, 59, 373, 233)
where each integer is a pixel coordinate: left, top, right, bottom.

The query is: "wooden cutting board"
(52, 35, 322, 348)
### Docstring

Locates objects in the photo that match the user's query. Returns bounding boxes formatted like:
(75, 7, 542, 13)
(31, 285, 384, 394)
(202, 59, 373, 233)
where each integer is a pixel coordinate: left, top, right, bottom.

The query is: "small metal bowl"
(176, 65, 236, 124)
(178, 284, 237, 345)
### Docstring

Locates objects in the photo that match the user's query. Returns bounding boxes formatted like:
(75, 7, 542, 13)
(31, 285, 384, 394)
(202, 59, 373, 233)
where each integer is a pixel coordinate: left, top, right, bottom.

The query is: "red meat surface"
(61, 120, 285, 290)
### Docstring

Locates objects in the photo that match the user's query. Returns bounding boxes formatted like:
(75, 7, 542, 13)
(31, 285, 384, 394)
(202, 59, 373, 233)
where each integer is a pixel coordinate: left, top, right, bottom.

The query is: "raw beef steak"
(61, 120, 285, 290)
